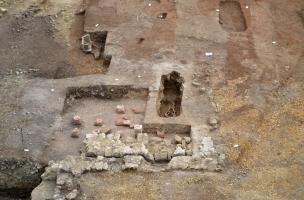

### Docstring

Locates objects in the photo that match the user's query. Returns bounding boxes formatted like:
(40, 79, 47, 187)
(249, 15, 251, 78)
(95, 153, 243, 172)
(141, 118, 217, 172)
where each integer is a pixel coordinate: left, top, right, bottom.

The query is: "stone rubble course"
(33, 129, 223, 200)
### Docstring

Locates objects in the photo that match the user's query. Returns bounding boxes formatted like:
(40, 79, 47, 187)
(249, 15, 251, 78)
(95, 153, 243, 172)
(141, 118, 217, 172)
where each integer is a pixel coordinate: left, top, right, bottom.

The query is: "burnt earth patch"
(219, 0, 247, 32)
(157, 71, 184, 118)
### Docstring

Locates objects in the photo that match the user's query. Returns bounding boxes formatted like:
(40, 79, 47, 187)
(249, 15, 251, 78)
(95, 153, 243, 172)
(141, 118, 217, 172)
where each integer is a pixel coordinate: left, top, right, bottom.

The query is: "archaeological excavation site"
(0, 0, 303, 199)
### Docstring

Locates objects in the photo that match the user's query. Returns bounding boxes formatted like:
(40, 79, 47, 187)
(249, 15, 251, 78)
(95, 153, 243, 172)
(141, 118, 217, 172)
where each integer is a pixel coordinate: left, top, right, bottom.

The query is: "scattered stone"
(192, 81, 201, 87)
(122, 115, 129, 120)
(81, 34, 92, 53)
(134, 124, 143, 134)
(173, 146, 186, 157)
(115, 119, 131, 126)
(92, 129, 100, 134)
(207, 117, 220, 130)
(123, 120, 131, 126)
(71, 128, 80, 138)
(184, 137, 191, 144)
(131, 107, 143, 114)
(99, 126, 111, 134)
(66, 189, 78, 200)
(208, 117, 218, 126)
(72, 115, 81, 125)
(94, 118, 103, 126)
(157, 130, 165, 138)
(199, 87, 206, 94)
(116, 105, 126, 114)
(0, 7, 7, 14)
(174, 135, 182, 144)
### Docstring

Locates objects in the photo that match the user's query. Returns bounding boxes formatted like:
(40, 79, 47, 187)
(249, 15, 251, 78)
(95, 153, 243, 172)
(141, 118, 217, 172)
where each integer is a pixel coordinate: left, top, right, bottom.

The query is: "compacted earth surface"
(0, 0, 304, 200)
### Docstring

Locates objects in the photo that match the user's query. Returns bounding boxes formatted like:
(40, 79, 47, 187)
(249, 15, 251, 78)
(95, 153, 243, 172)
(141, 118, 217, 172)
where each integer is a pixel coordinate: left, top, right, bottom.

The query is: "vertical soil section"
(219, 1, 247, 32)
(157, 71, 184, 118)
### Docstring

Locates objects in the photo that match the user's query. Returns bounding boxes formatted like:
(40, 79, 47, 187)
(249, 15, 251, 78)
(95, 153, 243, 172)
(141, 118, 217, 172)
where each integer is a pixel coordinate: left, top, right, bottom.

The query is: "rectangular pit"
(219, 0, 247, 32)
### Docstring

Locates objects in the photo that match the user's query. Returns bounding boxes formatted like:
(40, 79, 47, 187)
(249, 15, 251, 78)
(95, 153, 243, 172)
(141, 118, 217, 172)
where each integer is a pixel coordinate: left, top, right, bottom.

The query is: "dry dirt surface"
(0, 0, 304, 200)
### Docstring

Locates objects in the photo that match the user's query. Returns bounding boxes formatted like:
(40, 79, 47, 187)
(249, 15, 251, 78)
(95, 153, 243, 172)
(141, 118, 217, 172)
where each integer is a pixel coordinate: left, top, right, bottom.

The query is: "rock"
(94, 118, 103, 126)
(116, 105, 126, 114)
(125, 136, 136, 143)
(168, 156, 191, 169)
(173, 146, 186, 157)
(157, 130, 165, 138)
(86, 133, 98, 140)
(113, 132, 121, 141)
(104, 147, 112, 157)
(115, 119, 131, 126)
(186, 150, 193, 156)
(106, 133, 114, 140)
(131, 107, 143, 114)
(217, 153, 225, 165)
(184, 137, 191, 144)
(56, 173, 74, 190)
(72, 115, 81, 125)
(123, 155, 144, 169)
(99, 126, 112, 134)
(66, 189, 78, 200)
(123, 120, 131, 126)
(164, 139, 172, 146)
(200, 137, 215, 156)
(71, 128, 80, 138)
(199, 87, 206, 93)
(137, 133, 149, 144)
(81, 34, 92, 53)
(174, 135, 182, 144)
(154, 151, 169, 162)
(192, 81, 201, 87)
(134, 124, 143, 134)
(207, 117, 219, 129)
(0, 7, 7, 14)
(150, 137, 163, 143)
(181, 139, 187, 149)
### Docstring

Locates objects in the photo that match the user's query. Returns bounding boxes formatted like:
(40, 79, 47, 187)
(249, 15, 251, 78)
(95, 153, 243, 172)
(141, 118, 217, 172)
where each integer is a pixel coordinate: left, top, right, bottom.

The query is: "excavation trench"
(157, 71, 184, 118)
(219, 0, 247, 32)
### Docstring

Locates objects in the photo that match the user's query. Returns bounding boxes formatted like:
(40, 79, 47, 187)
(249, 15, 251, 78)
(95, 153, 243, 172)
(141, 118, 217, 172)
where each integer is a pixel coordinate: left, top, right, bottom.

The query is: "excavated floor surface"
(0, 0, 303, 199)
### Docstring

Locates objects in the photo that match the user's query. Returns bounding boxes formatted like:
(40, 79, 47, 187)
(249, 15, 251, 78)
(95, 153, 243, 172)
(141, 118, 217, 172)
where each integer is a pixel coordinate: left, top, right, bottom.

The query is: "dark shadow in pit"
(219, 0, 247, 32)
(157, 71, 184, 118)
(0, 158, 45, 200)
